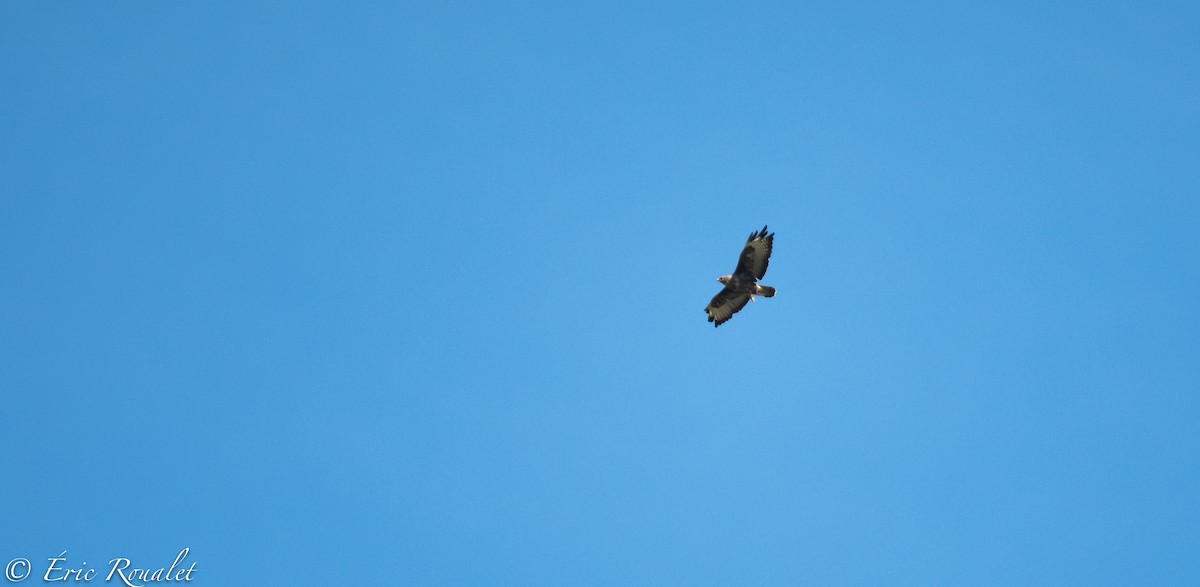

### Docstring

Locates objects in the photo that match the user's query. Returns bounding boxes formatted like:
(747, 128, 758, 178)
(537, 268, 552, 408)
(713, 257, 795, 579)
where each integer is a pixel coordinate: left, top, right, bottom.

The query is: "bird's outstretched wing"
(705, 286, 751, 327)
(733, 225, 774, 279)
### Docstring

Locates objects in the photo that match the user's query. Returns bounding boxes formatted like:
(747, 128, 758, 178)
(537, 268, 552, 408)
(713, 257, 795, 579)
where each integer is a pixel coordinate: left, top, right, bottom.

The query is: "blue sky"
(2, 2, 1198, 585)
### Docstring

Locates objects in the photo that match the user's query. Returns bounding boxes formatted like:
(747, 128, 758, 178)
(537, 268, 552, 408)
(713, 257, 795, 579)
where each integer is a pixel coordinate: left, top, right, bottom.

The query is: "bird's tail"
(757, 285, 776, 297)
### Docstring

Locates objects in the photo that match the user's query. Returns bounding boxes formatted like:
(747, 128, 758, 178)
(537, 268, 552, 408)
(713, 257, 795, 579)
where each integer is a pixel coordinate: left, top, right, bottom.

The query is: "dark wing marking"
(705, 287, 752, 327)
(732, 225, 774, 279)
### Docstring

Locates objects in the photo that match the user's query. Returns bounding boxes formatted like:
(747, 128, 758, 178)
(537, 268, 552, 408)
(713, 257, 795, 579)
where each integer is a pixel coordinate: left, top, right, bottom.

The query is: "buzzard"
(705, 225, 776, 327)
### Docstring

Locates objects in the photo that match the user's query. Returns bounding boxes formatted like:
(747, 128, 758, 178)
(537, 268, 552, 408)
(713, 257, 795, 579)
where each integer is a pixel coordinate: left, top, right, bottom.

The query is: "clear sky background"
(2, 2, 1198, 585)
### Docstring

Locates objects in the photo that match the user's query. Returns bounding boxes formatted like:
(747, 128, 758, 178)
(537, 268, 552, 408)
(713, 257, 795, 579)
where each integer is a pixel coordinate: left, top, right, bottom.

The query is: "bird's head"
(716, 275, 731, 284)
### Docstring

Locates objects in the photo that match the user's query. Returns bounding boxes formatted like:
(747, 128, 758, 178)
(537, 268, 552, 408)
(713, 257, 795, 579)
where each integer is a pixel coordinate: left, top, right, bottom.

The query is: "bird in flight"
(704, 225, 776, 327)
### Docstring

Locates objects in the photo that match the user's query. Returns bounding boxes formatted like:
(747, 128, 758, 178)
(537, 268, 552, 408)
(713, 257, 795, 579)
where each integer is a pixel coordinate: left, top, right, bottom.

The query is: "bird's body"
(705, 226, 776, 327)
